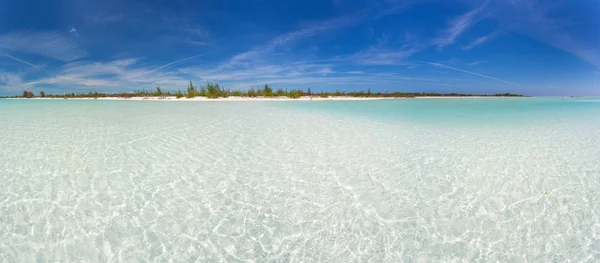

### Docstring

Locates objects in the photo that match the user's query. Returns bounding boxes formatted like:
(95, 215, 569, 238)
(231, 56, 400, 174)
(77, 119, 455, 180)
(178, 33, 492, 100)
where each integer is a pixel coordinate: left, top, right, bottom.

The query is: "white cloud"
(219, 15, 360, 69)
(315, 67, 334, 75)
(433, 2, 487, 49)
(466, 60, 487, 66)
(462, 31, 500, 50)
(341, 32, 422, 65)
(0, 71, 22, 85)
(0, 30, 86, 61)
(181, 40, 210, 46)
(24, 57, 189, 90)
(14, 53, 449, 94)
(179, 59, 444, 91)
(0, 71, 24, 92)
(465, 0, 600, 68)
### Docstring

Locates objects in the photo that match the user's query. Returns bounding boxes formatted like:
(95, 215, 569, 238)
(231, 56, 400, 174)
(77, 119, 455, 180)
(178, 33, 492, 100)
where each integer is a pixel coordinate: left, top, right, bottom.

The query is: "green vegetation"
(186, 81, 197, 98)
(247, 88, 257, 97)
(22, 91, 35, 98)
(261, 84, 273, 97)
(175, 89, 183, 99)
(205, 82, 229, 98)
(276, 88, 285, 96)
(4, 81, 526, 99)
(286, 89, 304, 99)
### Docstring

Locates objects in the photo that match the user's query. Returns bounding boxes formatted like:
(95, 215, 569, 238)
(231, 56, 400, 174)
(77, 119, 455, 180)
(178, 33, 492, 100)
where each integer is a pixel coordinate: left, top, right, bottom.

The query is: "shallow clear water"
(1, 98, 600, 262)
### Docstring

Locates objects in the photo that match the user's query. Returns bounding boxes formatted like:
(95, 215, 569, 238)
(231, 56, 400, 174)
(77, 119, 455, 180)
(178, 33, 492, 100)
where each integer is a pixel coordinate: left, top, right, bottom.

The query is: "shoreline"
(413, 96, 531, 99)
(3, 96, 531, 101)
(5, 96, 397, 101)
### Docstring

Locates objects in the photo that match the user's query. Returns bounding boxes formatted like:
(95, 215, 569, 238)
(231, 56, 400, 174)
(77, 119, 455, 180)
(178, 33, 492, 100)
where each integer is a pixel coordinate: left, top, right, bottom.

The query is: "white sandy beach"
(8, 96, 401, 101)
(4, 96, 531, 101)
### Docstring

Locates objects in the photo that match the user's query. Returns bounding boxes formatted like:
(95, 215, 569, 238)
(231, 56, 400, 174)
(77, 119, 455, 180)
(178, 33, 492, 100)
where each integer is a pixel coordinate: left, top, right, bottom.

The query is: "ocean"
(1, 98, 599, 261)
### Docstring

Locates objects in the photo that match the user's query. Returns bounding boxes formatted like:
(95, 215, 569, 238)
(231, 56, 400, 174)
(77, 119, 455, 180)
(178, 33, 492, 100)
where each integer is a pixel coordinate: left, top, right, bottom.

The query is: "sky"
(0, 0, 599, 96)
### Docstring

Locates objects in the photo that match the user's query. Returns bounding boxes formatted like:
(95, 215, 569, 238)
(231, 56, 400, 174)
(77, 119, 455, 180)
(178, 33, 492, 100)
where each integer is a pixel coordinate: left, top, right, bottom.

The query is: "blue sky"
(0, 0, 598, 96)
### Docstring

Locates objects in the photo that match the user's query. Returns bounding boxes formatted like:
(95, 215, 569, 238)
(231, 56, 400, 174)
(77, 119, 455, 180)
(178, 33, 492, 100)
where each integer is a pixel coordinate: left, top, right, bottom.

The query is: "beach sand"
(8, 96, 401, 101)
(5, 96, 529, 101)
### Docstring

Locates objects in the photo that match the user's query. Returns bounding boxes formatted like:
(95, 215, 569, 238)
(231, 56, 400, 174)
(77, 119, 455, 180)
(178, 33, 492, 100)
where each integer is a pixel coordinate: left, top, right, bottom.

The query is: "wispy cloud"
(156, 15, 214, 46)
(274, 15, 360, 46)
(0, 71, 24, 90)
(347, 71, 365, 74)
(341, 30, 423, 65)
(85, 13, 125, 25)
(189, 63, 334, 82)
(26, 59, 135, 88)
(23, 55, 207, 91)
(418, 61, 519, 85)
(179, 26, 210, 39)
(527, 30, 600, 69)
(466, 60, 487, 66)
(0, 52, 48, 71)
(174, 25, 214, 46)
(0, 30, 86, 61)
(462, 31, 500, 50)
(482, 0, 600, 68)
(434, 2, 488, 49)
(344, 47, 420, 65)
(133, 54, 204, 78)
(220, 15, 361, 69)
(69, 26, 78, 36)
(179, 59, 444, 91)
(315, 67, 334, 75)
(375, 0, 423, 19)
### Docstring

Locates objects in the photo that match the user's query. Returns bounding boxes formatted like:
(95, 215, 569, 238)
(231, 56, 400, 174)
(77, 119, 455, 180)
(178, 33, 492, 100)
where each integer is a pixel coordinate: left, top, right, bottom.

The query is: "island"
(3, 82, 526, 100)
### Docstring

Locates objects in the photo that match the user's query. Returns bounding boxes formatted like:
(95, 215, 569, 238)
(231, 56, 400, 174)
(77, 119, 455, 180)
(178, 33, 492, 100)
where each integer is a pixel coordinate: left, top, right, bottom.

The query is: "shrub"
(175, 89, 184, 98)
(205, 82, 220, 98)
(263, 84, 273, 97)
(187, 81, 197, 98)
(199, 86, 207, 97)
(275, 88, 284, 97)
(247, 88, 257, 97)
(221, 88, 230, 98)
(231, 90, 244, 97)
(286, 89, 303, 99)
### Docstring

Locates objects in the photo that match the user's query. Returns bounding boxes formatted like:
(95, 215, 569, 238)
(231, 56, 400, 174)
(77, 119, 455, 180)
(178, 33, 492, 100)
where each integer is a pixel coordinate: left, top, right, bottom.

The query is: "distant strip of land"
(3, 82, 525, 99)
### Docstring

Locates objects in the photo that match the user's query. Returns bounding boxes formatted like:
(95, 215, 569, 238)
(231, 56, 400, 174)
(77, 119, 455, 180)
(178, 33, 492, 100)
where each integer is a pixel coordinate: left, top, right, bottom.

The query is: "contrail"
(417, 60, 519, 85)
(136, 54, 204, 78)
(0, 52, 48, 72)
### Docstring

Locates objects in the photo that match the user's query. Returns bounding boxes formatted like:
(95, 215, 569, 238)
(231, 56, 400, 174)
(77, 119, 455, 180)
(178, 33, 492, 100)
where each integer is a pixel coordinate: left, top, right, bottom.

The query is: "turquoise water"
(1, 98, 599, 261)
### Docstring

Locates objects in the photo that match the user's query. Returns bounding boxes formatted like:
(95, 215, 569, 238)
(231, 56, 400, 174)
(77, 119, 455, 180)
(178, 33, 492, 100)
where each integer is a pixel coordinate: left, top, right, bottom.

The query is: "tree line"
(7, 81, 525, 99)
